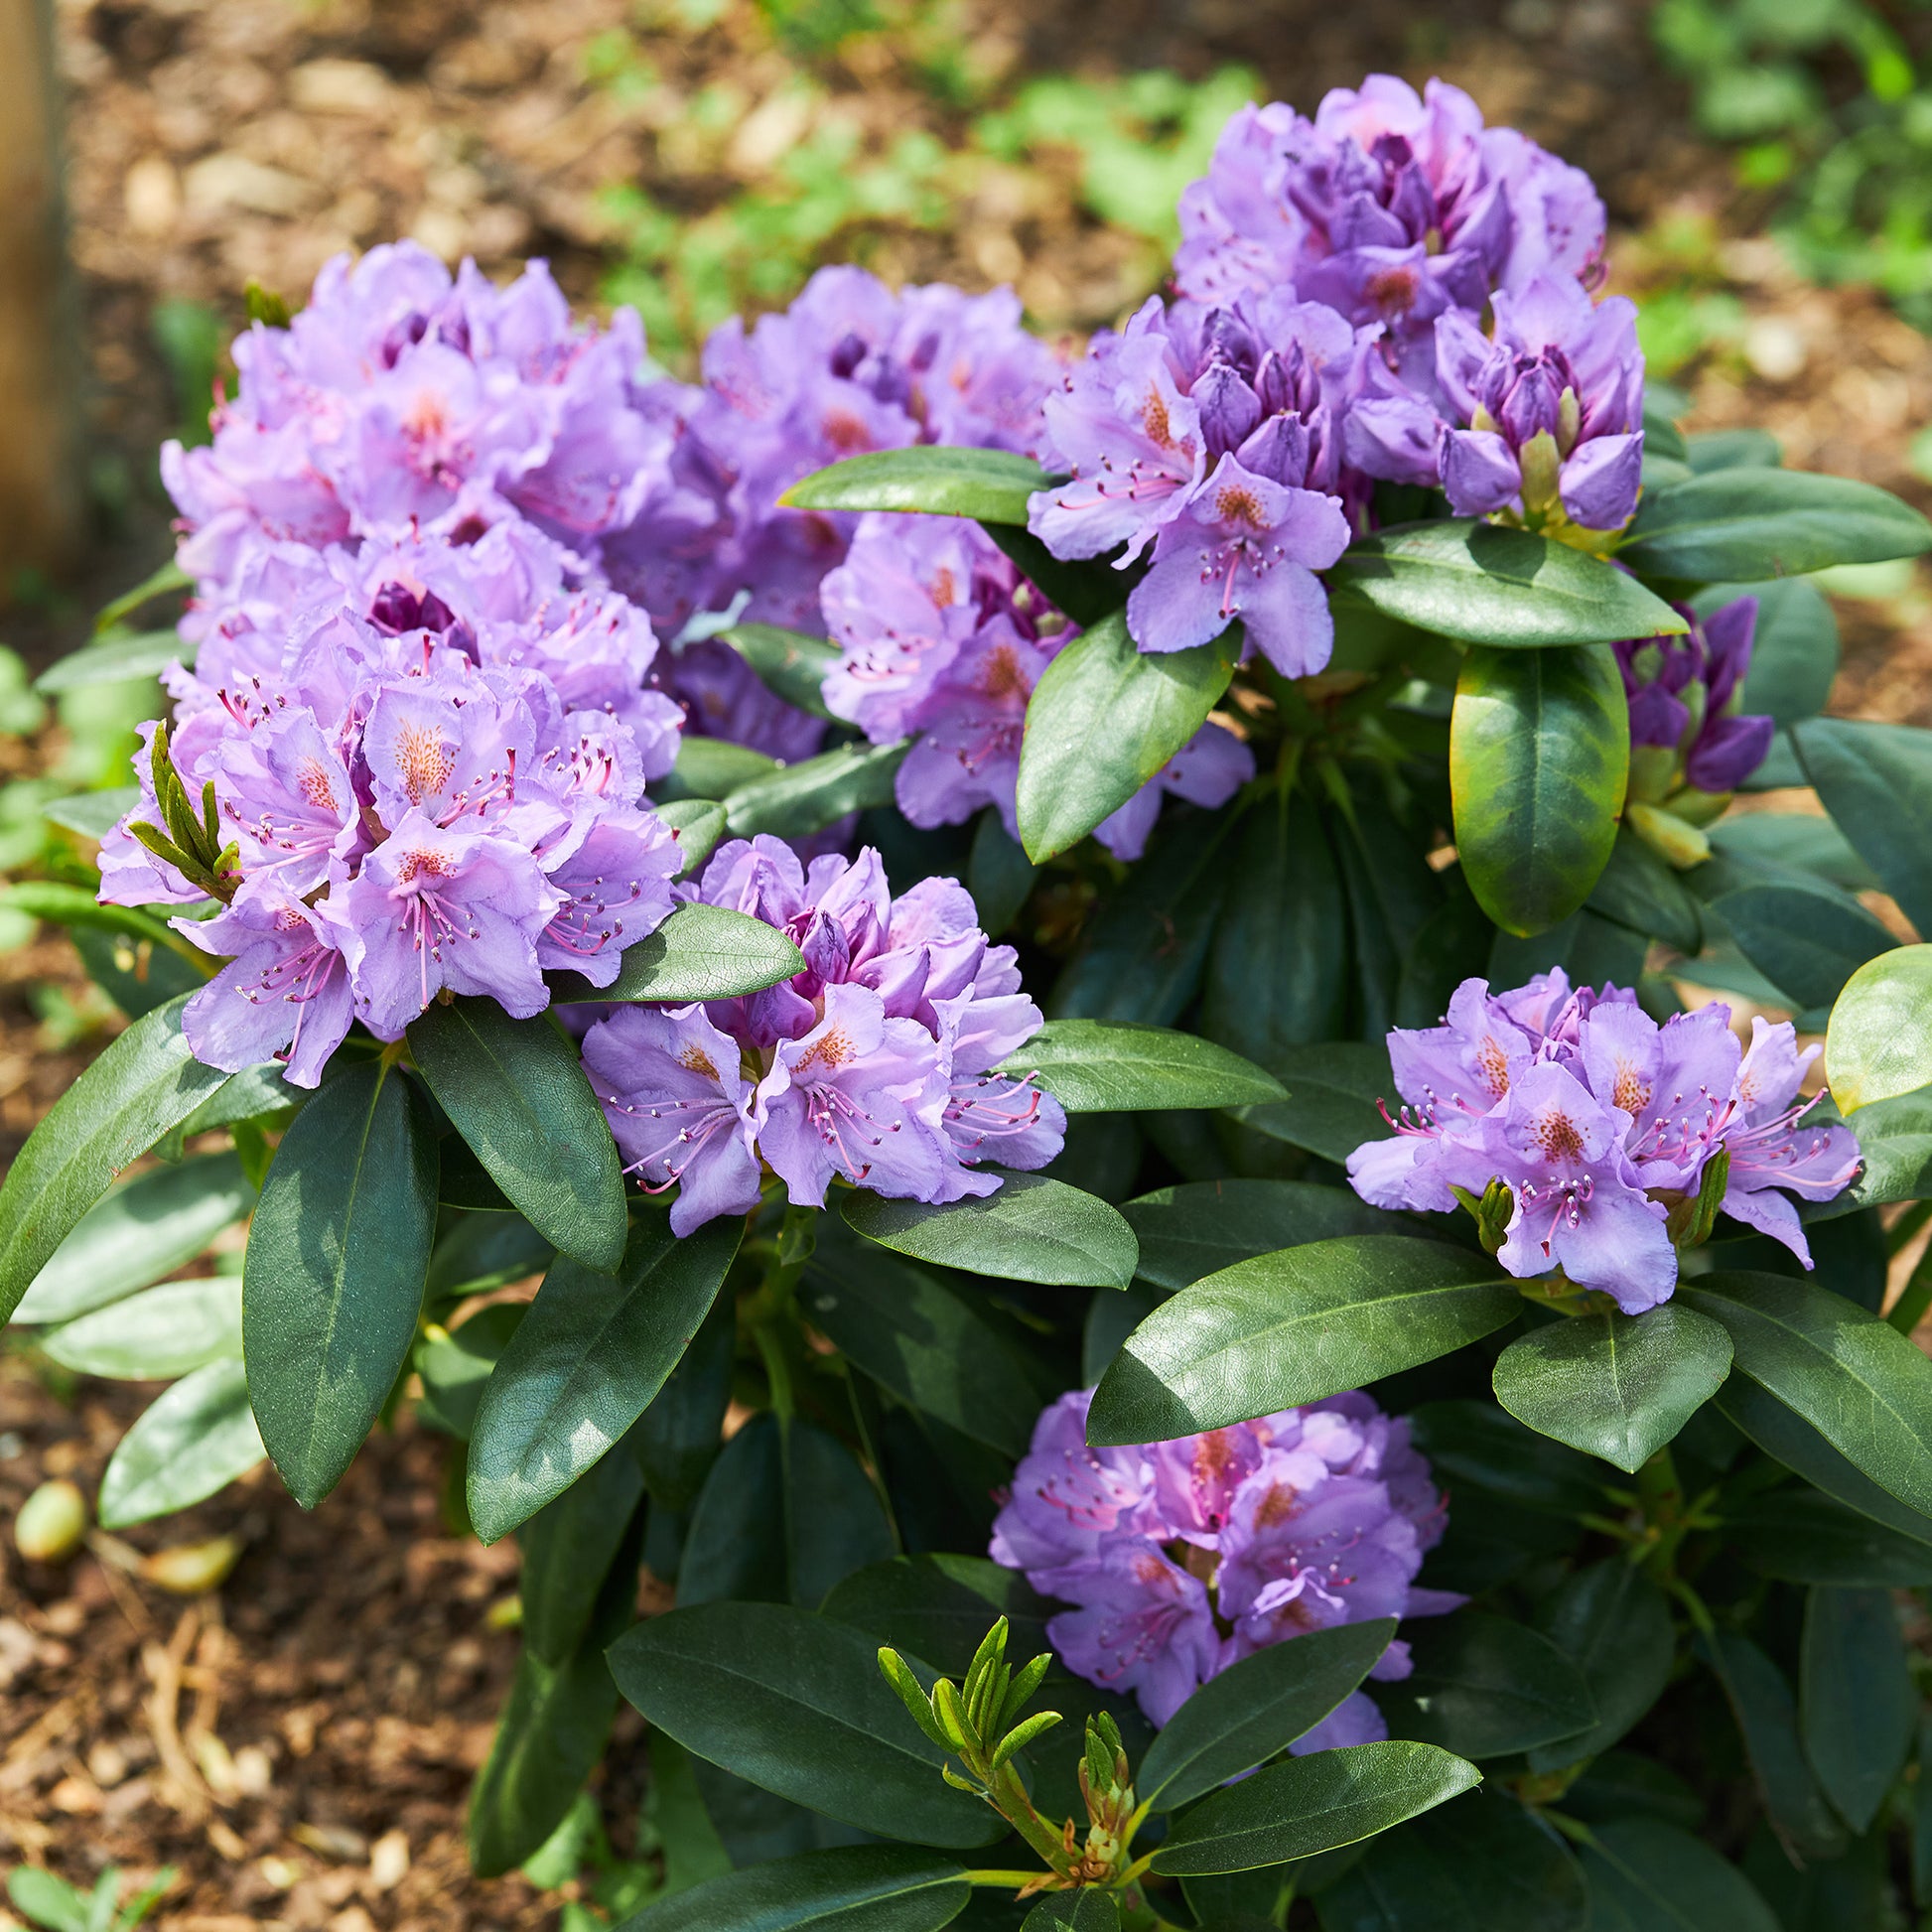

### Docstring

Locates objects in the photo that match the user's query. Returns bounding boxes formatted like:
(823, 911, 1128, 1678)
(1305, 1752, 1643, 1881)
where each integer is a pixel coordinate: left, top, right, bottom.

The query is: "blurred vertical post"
(0, 0, 85, 590)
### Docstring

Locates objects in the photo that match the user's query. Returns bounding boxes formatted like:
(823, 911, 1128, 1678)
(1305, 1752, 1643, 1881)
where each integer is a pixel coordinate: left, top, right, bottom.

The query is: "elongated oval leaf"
(467, 1215, 743, 1542)
(1232, 1041, 1393, 1165)
(550, 901, 805, 1004)
(1330, 519, 1685, 644)
(720, 622, 842, 722)
(999, 1019, 1284, 1113)
(1491, 1305, 1732, 1473)
(1800, 1586, 1912, 1834)
(657, 797, 729, 878)
(820, 1556, 1054, 1678)
(1380, 1610, 1595, 1760)
(43, 785, 141, 840)
(1450, 643, 1629, 937)
(842, 1174, 1137, 1289)
(34, 627, 182, 693)
(1150, 1739, 1480, 1875)
(0, 882, 185, 951)
(1794, 717, 1932, 936)
(1526, 1562, 1675, 1772)
(1016, 611, 1236, 862)
(1716, 881, 1892, 1012)
(1621, 469, 1932, 581)
(12, 1151, 253, 1325)
(97, 1355, 265, 1528)
(608, 1602, 1007, 1848)
(1579, 1819, 1780, 1932)
(42, 1274, 242, 1379)
(1682, 1272, 1932, 1518)
(726, 740, 908, 841)
(518, 1445, 646, 1668)
(1122, 1179, 1389, 1291)
(620, 1844, 972, 1932)
(243, 1063, 439, 1508)
(1087, 1236, 1519, 1446)
(409, 999, 627, 1274)
(1726, 1486, 1932, 1587)
(0, 994, 228, 1321)
(1701, 1626, 1845, 1861)
(780, 446, 1050, 524)
(1827, 946, 1932, 1114)
(1140, 1619, 1399, 1811)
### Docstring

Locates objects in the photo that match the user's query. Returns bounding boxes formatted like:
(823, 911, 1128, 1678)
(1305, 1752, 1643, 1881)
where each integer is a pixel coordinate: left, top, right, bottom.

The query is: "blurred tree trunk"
(0, 0, 85, 591)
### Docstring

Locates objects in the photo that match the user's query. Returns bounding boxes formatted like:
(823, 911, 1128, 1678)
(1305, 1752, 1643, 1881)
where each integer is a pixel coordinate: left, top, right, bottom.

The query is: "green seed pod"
(14, 1479, 87, 1564)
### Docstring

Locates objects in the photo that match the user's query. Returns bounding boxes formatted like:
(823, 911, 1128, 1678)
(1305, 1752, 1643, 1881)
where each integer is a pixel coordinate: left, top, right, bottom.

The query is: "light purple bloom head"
(991, 1388, 1450, 1730)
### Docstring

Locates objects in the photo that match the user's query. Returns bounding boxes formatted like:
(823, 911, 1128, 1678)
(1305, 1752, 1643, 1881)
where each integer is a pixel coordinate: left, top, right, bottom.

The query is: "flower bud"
(14, 1479, 87, 1564)
(140, 1534, 242, 1594)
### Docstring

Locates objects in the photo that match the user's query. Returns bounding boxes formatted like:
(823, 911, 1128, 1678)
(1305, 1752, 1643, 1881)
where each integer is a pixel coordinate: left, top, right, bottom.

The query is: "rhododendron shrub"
(8, 69, 1932, 1932)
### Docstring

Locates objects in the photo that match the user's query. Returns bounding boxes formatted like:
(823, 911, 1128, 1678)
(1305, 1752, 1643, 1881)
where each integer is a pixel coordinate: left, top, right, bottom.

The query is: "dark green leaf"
(1000, 1019, 1285, 1113)
(467, 1215, 743, 1542)
(802, 1245, 1044, 1456)
(1016, 610, 1235, 861)
(0, 993, 227, 1322)
(1151, 1740, 1480, 1875)
(608, 1601, 1007, 1848)
(726, 740, 908, 841)
(1585, 829, 1703, 956)
(820, 1555, 1054, 1678)
(1450, 643, 1629, 937)
(1714, 881, 1892, 1011)
(721, 622, 842, 721)
(1833, 1082, 1932, 1212)
(415, 1303, 523, 1441)
(409, 999, 627, 1273)
(1408, 1400, 1608, 1516)
(11, 1151, 253, 1324)
(1526, 1562, 1675, 1772)
(424, 1211, 553, 1308)
(842, 1175, 1137, 1290)
(658, 797, 730, 879)
(1380, 1610, 1594, 1760)
(1329, 519, 1685, 645)
(1826, 946, 1932, 1115)
(1799, 1586, 1912, 1834)
(1707, 812, 1874, 895)
(1725, 1485, 1932, 1586)
(70, 921, 207, 1021)
(1491, 1305, 1732, 1472)
(784, 1418, 897, 1609)
(1121, 1179, 1390, 1292)
(549, 900, 805, 1004)
(966, 810, 1037, 938)
(1023, 1892, 1119, 1932)
(780, 447, 1049, 524)
(1141, 1620, 1400, 1811)
(1576, 1819, 1780, 1932)
(96, 1355, 265, 1528)
(1620, 469, 1932, 581)
(244, 1063, 439, 1508)
(1087, 1237, 1518, 1446)
(42, 1274, 241, 1379)
(618, 1845, 972, 1932)
(34, 627, 182, 693)
(631, 1291, 737, 1510)
(982, 519, 1132, 627)
(1561, 1752, 1703, 1832)
(1701, 1627, 1845, 1861)
(1332, 787, 1448, 1046)
(678, 1410, 788, 1606)
(1682, 1272, 1932, 1518)
(1794, 717, 1932, 937)
(1692, 579, 1839, 729)
(1687, 427, 1781, 472)
(1231, 1042, 1394, 1165)
(517, 1448, 646, 1667)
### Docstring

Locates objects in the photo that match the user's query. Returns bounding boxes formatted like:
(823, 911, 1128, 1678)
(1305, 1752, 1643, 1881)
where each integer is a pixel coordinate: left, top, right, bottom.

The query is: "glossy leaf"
(244, 1063, 438, 1508)
(1491, 1305, 1732, 1473)
(1799, 1586, 1913, 1834)
(677, 1410, 789, 1606)
(1015, 610, 1236, 861)
(409, 998, 628, 1274)
(608, 1601, 1007, 1848)
(802, 1244, 1043, 1456)
(11, 1151, 253, 1325)
(999, 1019, 1285, 1113)
(631, 1291, 737, 1510)
(1725, 1486, 1932, 1586)
(966, 809, 1037, 937)
(43, 784, 140, 840)
(34, 627, 181, 692)
(1585, 828, 1703, 956)
(1715, 881, 1892, 1011)
(1087, 1237, 1518, 1446)
(1682, 1272, 1932, 1518)
(1408, 1399, 1609, 1518)
(982, 519, 1132, 627)
(0, 992, 227, 1322)
(415, 1304, 523, 1442)
(1023, 1895, 1119, 1932)
(1832, 1083, 1932, 1212)
(659, 735, 778, 802)
(1794, 716, 1932, 933)
(1140, 1619, 1399, 1810)
(721, 622, 841, 721)
(779, 446, 1049, 523)
(1620, 468, 1932, 581)
(97, 1356, 265, 1528)
(1329, 518, 1684, 644)
(1150, 1739, 1480, 1875)
(1450, 643, 1629, 937)
(1232, 1042, 1394, 1165)
(619, 1845, 972, 1932)
(517, 1446, 646, 1668)
(726, 740, 908, 841)
(842, 1174, 1137, 1289)
(549, 901, 805, 1005)
(467, 1215, 743, 1543)
(1579, 1820, 1779, 1932)
(42, 1274, 242, 1379)
(1380, 1611, 1595, 1760)
(1526, 1562, 1675, 1772)
(658, 797, 729, 879)
(820, 1555, 1054, 1678)
(1121, 1179, 1389, 1291)
(784, 1417, 897, 1610)
(1827, 946, 1932, 1114)
(1702, 1627, 1846, 1861)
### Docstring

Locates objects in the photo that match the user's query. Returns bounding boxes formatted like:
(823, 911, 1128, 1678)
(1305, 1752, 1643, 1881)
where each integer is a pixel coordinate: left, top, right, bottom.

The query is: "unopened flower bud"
(14, 1479, 87, 1564)
(140, 1534, 242, 1594)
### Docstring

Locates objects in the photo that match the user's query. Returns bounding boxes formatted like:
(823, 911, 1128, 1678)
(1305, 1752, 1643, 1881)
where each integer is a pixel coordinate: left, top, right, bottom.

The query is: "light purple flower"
(1618, 596, 1775, 800)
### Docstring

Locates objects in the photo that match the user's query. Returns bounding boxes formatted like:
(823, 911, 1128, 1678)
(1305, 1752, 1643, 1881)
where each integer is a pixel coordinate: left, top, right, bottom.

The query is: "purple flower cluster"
(820, 514, 1254, 860)
(581, 838, 1065, 1230)
(601, 268, 1063, 758)
(1347, 972, 1861, 1312)
(1620, 595, 1775, 818)
(991, 1388, 1454, 1735)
